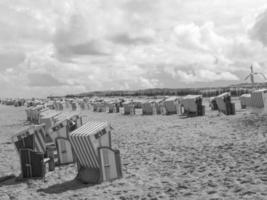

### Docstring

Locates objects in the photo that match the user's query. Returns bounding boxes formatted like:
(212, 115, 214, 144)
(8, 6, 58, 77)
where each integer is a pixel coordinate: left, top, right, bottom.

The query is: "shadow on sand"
(37, 179, 92, 194)
(0, 174, 23, 187)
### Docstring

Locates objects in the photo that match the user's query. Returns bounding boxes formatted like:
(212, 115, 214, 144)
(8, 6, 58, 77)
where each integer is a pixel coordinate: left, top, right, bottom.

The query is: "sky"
(1, 0, 267, 98)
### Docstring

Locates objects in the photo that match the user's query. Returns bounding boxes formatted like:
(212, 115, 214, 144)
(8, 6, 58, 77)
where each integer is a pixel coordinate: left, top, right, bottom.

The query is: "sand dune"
(0, 98, 267, 199)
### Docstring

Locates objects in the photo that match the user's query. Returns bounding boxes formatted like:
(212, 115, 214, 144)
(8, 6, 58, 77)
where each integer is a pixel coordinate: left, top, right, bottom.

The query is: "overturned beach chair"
(215, 92, 235, 115)
(69, 121, 122, 184)
(181, 95, 205, 116)
(11, 125, 51, 179)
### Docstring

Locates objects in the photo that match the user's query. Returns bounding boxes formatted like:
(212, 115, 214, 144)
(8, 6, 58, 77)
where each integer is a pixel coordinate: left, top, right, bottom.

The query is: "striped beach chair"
(11, 125, 49, 179)
(69, 121, 122, 184)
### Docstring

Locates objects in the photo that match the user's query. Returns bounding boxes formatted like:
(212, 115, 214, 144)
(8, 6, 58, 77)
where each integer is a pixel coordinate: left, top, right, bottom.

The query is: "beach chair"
(48, 114, 82, 165)
(12, 124, 47, 154)
(11, 125, 51, 179)
(69, 121, 122, 184)
(215, 92, 235, 115)
(239, 94, 251, 109)
(248, 89, 267, 114)
(141, 101, 153, 115)
(181, 95, 205, 116)
(161, 97, 180, 115)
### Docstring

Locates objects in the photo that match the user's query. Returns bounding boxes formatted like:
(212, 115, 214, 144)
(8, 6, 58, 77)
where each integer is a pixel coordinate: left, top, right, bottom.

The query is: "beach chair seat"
(69, 121, 122, 184)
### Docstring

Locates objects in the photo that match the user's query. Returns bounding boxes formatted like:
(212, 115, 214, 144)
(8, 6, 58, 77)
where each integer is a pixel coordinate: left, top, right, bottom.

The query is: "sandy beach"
(0, 98, 267, 200)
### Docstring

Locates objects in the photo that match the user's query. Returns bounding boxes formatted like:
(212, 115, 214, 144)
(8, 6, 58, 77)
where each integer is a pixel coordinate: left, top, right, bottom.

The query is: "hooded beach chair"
(141, 101, 153, 115)
(240, 94, 251, 109)
(249, 89, 267, 113)
(161, 97, 182, 115)
(69, 121, 122, 184)
(181, 95, 205, 116)
(120, 101, 133, 115)
(215, 92, 235, 115)
(48, 113, 82, 165)
(11, 125, 49, 179)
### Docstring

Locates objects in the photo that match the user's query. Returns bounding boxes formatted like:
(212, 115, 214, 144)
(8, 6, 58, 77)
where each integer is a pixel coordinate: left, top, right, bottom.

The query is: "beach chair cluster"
(12, 115, 122, 184)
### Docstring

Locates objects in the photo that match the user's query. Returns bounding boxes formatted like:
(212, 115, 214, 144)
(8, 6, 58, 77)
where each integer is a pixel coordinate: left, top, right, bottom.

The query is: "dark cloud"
(250, 9, 267, 46)
(56, 41, 109, 57)
(110, 33, 154, 45)
(28, 73, 65, 87)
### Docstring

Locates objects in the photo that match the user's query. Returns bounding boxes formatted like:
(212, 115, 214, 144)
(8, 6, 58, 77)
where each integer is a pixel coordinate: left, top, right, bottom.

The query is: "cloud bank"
(0, 0, 267, 97)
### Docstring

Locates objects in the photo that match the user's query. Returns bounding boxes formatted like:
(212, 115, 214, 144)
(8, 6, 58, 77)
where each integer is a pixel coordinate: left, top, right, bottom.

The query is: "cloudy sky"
(1, 0, 267, 98)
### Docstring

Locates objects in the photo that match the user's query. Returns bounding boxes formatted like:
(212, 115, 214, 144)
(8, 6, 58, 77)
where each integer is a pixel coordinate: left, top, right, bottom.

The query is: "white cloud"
(0, 0, 267, 97)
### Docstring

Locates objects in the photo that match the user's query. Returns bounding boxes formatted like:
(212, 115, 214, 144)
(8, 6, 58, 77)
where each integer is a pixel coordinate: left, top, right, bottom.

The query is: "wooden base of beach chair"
(77, 167, 101, 184)
(20, 149, 45, 179)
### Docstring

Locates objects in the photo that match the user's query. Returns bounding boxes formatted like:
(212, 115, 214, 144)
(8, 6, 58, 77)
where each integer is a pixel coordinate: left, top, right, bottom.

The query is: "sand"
(0, 98, 267, 200)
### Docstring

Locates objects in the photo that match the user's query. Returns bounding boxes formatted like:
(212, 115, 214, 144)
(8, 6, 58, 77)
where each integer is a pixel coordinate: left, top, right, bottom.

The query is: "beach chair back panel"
(56, 138, 74, 164)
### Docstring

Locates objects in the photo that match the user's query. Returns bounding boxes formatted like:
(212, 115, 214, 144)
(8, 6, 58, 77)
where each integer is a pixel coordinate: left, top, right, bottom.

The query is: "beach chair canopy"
(69, 121, 111, 169)
(11, 124, 47, 154)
